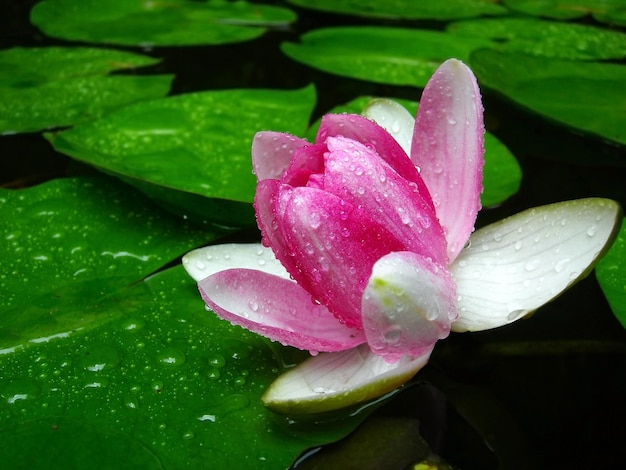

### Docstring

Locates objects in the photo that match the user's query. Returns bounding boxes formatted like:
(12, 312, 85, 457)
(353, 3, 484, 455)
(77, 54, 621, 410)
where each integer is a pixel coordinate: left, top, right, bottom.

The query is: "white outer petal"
(262, 343, 433, 415)
(362, 98, 415, 156)
(182, 243, 291, 282)
(451, 198, 621, 332)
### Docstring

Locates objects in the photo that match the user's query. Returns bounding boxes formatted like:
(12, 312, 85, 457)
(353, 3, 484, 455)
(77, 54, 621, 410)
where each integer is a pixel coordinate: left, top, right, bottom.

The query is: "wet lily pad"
(0, 176, 360, 468)
(0, 47, 172, 134)
(281, 27, 492, 88)
(470, 49, 626, 146)
(503, 0, 626, 25)
(31, 0, 297, 46)
(597, 218, 626, 329)
(0, 176, 214, 350)
(285, 0, 506, 19)
(47, 86, 316, 227)
(447, 18, 626, 60)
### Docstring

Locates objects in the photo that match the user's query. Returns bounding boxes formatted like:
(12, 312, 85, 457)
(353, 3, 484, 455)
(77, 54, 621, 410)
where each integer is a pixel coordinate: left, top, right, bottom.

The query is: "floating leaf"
(286, 0, 506, 19)
(503, 0, 626, 25)
(0, 176, 361, 468)
(448, 18, 626, 60)
(0, 47, 172, 134)
(46, 86, 316, 227)
(597, 218, 626, 329)
(470, 49, 626, 146)
(308, 97, 521, 207)
(0, 176, 214, 349)
(281, 27, 492, 88)
(31, 0, 296, 46)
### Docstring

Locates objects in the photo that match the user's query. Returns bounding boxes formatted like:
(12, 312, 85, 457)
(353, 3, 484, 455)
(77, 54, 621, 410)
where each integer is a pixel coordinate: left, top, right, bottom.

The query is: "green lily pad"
(470, 49, 626, 146)
(0, 47, 172, 134)
(503, 0, 626, 25)
(46, 86, 317, 227)
(0, 176, 215, 350)
(281, 27, 492, 88)
(286, 0, 506, 19)
(597, 218, 626, 329)
(447, 18, 626, 60)
(0, 176, 361, 468)
(308, 96, 521, 208)
(31, 0, 296, 46)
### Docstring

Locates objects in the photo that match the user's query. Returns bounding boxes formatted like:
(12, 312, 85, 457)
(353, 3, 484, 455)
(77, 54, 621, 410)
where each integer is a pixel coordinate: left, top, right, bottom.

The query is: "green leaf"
(470, 49, 626, 146)
(503, 0, 626, 26)
(286, 0, 506, 19)
(281, 27, 492, 88)
(31, 0, 297, 46)
(46, 86, 317, 227)
(0, 265, 357, 469)
(597, 218, 626, 329)
(0, 176, 361, 468)
(0, 47, 172, 134)
(307, 97, 521, 207)
(481, 133, 521, 208)
(0, 176, 216, 350)
(447, 18, 626, 60)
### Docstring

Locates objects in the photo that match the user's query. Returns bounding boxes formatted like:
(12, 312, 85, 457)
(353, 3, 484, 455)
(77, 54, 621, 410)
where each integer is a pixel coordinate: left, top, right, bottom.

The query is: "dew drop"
(555, 258, 570, 273)
(587, 225, 597, 237)
(524, 258, 540, 272)
(383, 325, 403, 345)
(157, 347, 186, 366)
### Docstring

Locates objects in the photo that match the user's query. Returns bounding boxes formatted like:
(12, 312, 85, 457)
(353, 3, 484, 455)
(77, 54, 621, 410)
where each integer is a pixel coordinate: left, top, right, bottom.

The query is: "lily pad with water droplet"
(285, 0, 507, 19)
(47, 86, 316, 227)
(0, 176, 214, 351)
(281, 27, 492, 88)
(30, 0, 297, 46)
(503, 0, 626, 26)
(597, 218, 626, 329)
(470, 49, 626, 146)
(447, 18, 626, 61)
(0, 47, 172, 134)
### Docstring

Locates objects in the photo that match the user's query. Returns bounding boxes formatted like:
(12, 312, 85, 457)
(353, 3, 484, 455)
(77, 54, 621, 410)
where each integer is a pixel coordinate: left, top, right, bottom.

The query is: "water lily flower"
(183, 59, 620, 414)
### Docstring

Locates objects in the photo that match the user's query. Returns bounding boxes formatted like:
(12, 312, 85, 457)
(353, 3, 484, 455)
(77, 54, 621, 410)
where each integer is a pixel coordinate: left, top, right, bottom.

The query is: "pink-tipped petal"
(318, 114, 433, 207)
(182, 243, 290, 282)
(281, 186, 407, 328)
(199, 268, 366, 352)
(323, 135, 448, 266)
(412, 59, 484, 262)
(252, 131, 310, 181)
(451, 198, 621, 332)
(262, 343, 434, 414)
(362, 251, 457, 363)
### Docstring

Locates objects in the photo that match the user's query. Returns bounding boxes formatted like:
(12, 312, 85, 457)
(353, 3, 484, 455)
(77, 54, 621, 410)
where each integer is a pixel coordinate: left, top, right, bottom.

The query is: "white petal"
(362, 251, 457, 363)
(182, 243, 290, 282)
(262, 343, 432, 415)
(362, 98, 415, 156)
(451, 198, 621, 332)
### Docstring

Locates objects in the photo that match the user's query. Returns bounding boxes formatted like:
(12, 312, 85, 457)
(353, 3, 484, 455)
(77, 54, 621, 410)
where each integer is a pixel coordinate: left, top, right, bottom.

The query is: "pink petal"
(362, 251, 457, 363)
(280, 186, 407, 328)
(281, 142, 326, 188)
(323, 135, 448, 266)
(199, 268, 366, 353)
(252, 131, 310, 181)
(317, 113, 434, 210)
(412, 59, 484, 262)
